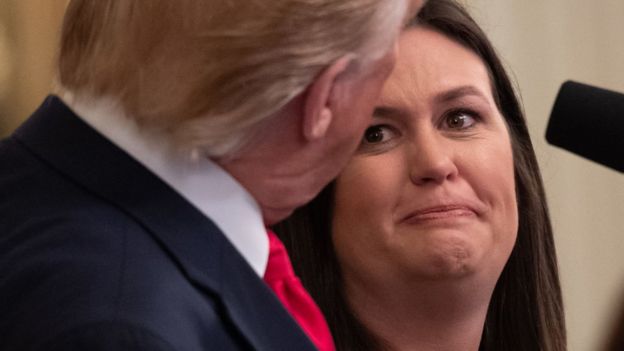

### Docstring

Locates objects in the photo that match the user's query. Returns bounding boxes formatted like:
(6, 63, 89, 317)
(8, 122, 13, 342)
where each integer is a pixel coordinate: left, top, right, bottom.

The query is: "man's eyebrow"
(434, 85, 490, 105)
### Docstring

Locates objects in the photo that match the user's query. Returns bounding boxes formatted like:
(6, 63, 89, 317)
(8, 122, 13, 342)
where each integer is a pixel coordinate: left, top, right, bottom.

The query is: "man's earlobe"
(303, 54, 355, 141)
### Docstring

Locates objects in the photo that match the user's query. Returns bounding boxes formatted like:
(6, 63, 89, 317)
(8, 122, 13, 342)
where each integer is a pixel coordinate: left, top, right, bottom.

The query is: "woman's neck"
(345, 274, 496, 351)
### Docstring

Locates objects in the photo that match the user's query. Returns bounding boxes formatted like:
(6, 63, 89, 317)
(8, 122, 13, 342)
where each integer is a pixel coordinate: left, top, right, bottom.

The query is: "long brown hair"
(274, 1, 566, 350)
(603, 288, 624, 351)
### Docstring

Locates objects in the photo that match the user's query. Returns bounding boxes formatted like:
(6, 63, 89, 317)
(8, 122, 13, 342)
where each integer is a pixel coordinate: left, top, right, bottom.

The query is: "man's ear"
(302, 55, 355, 141)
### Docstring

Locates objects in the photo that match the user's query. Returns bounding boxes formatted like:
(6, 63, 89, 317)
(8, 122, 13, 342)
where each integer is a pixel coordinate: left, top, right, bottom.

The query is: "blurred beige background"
(0, 1, 623, 350)
(466, 1, 624, 350)
(0, 0, 66, 135)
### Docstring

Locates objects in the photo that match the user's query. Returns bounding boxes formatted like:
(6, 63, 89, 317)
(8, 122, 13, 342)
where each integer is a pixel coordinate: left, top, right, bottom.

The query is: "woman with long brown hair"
(274, 1, 566, 350)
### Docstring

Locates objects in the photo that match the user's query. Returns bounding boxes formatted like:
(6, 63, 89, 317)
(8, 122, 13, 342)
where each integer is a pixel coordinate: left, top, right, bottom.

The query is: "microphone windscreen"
(546, 81, 623, 172)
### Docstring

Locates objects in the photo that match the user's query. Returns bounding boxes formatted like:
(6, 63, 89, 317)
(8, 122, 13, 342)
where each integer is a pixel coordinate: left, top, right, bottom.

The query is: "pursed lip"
(400, 202, 482, 225)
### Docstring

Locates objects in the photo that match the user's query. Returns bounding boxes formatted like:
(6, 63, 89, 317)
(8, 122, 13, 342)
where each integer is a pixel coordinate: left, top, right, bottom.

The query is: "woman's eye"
(445, 110, 477, 129)
(363, 125, 393, 144)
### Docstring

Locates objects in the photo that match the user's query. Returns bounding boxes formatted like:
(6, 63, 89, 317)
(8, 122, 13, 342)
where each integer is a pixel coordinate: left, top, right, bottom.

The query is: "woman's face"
(332, 27, 518, 286)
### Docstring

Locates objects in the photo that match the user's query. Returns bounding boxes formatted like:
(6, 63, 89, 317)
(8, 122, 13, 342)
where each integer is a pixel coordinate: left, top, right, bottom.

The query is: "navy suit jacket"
(0, 96, 317, 351)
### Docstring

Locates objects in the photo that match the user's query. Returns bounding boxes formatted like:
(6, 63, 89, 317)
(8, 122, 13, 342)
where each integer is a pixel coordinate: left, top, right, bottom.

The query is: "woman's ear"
(302, 55, 355, 141)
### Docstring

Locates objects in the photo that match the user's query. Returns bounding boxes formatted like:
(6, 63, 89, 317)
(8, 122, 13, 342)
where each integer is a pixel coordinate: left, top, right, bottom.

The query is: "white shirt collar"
(59, 92, 269, 277)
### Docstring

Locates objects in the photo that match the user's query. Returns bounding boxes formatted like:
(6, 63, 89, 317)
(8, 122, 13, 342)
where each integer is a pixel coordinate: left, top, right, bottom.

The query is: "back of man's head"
(58, 0, 406, 157)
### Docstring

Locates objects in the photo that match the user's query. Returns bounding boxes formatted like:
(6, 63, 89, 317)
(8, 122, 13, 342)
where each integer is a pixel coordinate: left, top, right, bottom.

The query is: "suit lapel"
(13, 96, 317, 351)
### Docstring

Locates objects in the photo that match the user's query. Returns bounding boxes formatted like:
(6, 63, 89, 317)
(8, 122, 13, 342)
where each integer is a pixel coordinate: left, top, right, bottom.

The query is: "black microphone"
(546, 81, 624, 173)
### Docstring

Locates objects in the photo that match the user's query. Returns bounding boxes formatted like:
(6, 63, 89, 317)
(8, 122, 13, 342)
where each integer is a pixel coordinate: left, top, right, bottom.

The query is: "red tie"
(263, 230, 336, 351)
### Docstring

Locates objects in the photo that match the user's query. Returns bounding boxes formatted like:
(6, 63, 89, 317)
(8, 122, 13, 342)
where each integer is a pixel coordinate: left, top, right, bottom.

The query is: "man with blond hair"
(0, 0, 423, 350)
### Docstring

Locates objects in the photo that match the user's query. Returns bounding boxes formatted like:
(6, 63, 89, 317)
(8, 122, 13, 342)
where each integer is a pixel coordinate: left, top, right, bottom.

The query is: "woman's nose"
(408, 135, 459, 186)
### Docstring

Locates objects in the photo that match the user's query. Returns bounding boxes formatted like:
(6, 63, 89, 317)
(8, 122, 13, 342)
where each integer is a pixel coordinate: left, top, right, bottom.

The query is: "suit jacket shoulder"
(0, 96, 316, 351)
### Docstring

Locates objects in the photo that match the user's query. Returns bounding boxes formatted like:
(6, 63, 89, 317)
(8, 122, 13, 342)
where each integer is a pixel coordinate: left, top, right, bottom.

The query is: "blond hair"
(58, 0, 406, 157)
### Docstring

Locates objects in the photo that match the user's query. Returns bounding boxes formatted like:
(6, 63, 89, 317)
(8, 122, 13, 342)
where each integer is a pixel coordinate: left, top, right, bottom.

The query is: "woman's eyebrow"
(372, 105, 406, 119)
(434, 85, 490, 105)
(372, 86, 491, 118)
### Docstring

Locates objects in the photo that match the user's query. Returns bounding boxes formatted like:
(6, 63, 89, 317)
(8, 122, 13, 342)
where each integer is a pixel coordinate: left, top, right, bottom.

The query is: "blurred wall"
(466, 1, 624, 350)
(0, 0, 66, 136)
(1, 1, 623, 350)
